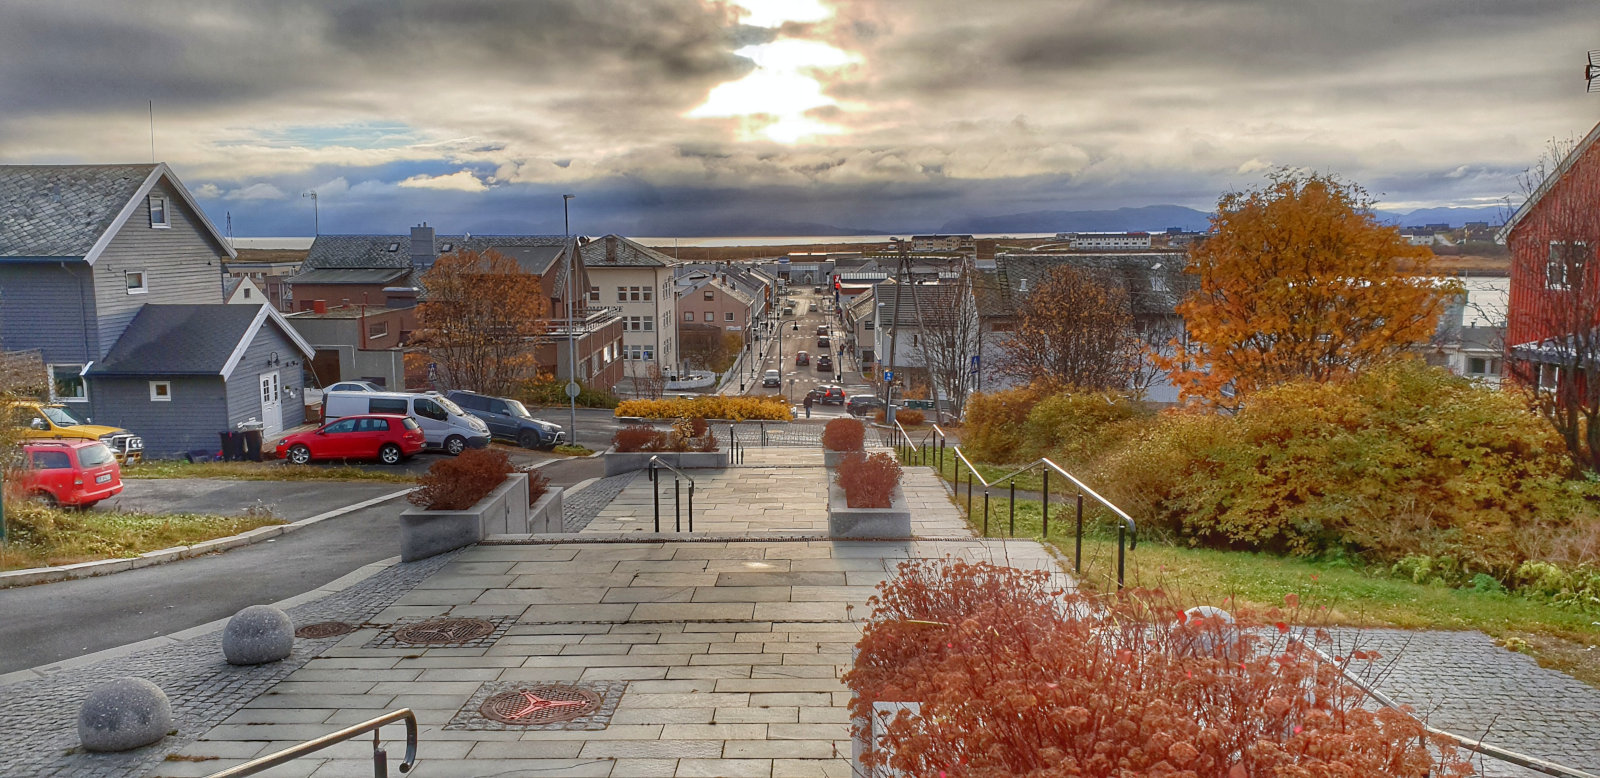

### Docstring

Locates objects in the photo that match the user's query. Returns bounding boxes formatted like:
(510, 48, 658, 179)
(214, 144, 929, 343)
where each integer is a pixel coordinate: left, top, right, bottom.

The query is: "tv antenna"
(1588, 50, 1600, 93)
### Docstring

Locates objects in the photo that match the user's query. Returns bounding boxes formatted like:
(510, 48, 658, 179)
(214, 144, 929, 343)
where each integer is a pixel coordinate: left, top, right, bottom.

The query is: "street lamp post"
(563, 194, 577, 442)
(302, 191, 318, 235)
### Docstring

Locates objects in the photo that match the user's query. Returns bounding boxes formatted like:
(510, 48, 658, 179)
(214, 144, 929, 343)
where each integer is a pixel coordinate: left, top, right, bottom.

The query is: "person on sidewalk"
(803, 395, 813, 418)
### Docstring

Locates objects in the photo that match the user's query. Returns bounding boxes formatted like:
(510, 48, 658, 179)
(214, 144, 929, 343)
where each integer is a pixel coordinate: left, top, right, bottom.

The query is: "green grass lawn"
(123, 460, 415, 483)
(0, 504, 284, 571)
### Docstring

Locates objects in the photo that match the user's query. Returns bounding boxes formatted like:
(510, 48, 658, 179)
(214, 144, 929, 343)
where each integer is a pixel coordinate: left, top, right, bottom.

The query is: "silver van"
(323, 391, 489, 455)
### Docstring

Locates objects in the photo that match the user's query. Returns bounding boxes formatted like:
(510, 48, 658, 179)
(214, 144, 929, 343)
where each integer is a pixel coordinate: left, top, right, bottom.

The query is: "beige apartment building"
(578, 235, 680, 379)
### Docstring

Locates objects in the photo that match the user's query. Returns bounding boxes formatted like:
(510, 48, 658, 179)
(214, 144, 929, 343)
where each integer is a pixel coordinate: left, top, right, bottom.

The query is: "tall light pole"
(302, 191, 318, 235)
(563, 194, 577, 442)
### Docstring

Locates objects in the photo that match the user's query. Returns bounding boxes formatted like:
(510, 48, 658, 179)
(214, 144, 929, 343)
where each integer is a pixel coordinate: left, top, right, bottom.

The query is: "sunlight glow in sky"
(733, 0, 832, 28)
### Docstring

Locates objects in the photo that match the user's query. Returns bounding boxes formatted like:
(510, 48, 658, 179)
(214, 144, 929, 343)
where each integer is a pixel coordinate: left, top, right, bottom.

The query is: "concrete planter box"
(602, 450, 727, 477)
(527, 487, 565, 534)
(827, 478, 912, 539)
(400, 472, 529, 561)
(823, 448, 864, 468)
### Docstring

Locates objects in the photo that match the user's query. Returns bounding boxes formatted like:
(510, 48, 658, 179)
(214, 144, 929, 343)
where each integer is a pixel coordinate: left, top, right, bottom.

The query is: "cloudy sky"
(2, 0, 1595, 236)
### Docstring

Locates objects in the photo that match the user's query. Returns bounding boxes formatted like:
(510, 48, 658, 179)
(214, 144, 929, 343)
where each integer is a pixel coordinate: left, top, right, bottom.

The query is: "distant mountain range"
(937, 204, 1508, 235)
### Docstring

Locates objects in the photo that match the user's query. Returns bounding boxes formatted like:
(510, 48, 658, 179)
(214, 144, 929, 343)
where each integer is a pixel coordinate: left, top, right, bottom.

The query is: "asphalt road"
(0, 456, 608, 675)
(736, 287, 863, 418)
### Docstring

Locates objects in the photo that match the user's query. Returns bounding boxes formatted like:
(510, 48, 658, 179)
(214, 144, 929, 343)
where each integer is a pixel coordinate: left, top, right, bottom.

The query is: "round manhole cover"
(480, 685, 602, 725)
(393, 618, 496, 645)
(294, 621, 356, 639)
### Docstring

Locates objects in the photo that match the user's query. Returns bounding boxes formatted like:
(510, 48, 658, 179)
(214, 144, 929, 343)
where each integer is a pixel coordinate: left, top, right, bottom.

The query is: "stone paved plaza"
(3, 455, 1600, 776)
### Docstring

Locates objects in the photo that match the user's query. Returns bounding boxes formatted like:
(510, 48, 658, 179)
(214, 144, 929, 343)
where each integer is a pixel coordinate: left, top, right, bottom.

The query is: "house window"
(642, 317, 653, 331)
(642, 287, 652, 302)
(125, 270, 147, 295)
(149, 196, 169, 228)
(704, 312, 714, 322)
(704, 290, 715, 300)
(387, 242, 400, 252)
(1548, 242, 1590, 290)
(684, 311, 694, 322)
(49, 364, 87, 403)
(1467, 357, 1501, 377)
(726, 312, 735, 322)
(630, 286, 642, 301)
(368, 321, 389, 339)
(618, 287, 628, 302)
(149, 381, 172, 402)
(590, 285, 600, 301)
(643, 347, 654, 361)
(243, 287, 252, 299)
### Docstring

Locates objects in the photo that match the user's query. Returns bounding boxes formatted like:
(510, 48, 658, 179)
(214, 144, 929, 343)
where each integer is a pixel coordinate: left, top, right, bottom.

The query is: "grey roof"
(680, 276, 754, 307)
(577, 235, 674, 267)
(0, 164, 158, 259)
(89, 305, 272, 376)
(990, 252, 1193, 319)
(288, 267, 410, 285)
(875, 282, 965, 327)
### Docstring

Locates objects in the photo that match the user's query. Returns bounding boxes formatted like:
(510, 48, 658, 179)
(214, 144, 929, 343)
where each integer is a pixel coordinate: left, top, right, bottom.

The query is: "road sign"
(970, 354, 980, 374)
(884, 370, 893, 381)
(565, 381, 581, 399)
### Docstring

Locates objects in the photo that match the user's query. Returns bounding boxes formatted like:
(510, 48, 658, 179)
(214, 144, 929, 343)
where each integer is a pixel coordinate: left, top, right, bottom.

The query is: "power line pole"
(884, 239, 907, 425)
(564, 194, 577, 442)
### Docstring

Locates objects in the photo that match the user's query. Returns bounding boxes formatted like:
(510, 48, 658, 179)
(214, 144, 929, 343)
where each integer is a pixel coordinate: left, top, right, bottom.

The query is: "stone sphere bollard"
(78, 677, 172, 752)
(223, 605, 294, 666)
(1181, 605, 1239, 658)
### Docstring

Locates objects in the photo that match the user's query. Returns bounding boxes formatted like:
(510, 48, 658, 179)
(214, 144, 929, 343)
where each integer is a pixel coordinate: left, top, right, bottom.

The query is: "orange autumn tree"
(1157, 171, 1456, 407)
(414, 249, 549, 396)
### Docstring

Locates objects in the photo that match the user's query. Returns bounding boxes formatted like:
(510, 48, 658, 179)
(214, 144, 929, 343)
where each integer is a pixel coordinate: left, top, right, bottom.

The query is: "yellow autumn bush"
(614, 395, 793, 422)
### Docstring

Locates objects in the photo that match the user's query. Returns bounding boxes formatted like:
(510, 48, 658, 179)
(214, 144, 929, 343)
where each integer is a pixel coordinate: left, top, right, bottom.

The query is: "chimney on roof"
(341, 298, 350, 307)
(312, 300, 327, 315)
(605, 235, 618, 263)
(410, 223, 435, 272)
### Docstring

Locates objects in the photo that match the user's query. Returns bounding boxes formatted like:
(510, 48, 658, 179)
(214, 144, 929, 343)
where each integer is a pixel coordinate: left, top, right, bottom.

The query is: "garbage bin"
(219, 431, 245, 461)
(237, 419, 266, 462)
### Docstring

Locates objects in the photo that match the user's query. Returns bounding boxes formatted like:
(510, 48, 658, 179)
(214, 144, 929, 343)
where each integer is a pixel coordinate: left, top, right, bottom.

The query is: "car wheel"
(378, 443, 403, 465)
(518, 430, 540, 449)
(32, 491, 58, 508)
(445, 435, 467, 456)
(287, 444, 312, 465)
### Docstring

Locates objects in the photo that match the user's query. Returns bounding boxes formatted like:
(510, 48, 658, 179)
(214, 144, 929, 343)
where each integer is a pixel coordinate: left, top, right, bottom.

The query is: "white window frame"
(684, 311, 694, 322)
(704, 311, 714, 322)
(590, 285, 600, 302)
(642, 317, 653, 332)
(49, 364, 89, 403)
(725, 311, 735, 322)
(368, 320, 389, 339)
(125, 270, 148, 295)
(149, 380, 172, 402)
(149, 196, 170, 228)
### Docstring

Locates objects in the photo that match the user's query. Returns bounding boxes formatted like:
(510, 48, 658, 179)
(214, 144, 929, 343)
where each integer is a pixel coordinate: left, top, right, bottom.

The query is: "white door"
(259, 372, 282, 436)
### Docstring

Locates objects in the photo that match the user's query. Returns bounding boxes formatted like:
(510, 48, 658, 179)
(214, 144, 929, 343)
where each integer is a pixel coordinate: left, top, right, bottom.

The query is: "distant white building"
(1059, 232, 1153, 250)
(909, 234, 976, 254)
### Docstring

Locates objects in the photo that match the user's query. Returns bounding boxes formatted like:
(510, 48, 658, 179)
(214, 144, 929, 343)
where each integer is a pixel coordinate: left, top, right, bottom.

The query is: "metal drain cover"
(479, 685, 602, 725)
(294, 621, 356, 639)
(392, 618, 496, 645)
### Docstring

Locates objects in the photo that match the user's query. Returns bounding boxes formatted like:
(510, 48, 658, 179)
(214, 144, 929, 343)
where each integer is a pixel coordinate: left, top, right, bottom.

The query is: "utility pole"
(884, 239, 906, 425)
(302, 191, 318, 235)
(563, 194, 577, 442)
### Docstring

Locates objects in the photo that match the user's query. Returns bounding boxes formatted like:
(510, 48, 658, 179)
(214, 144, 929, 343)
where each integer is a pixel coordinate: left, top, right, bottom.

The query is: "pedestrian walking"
(803, 395, 813, 418)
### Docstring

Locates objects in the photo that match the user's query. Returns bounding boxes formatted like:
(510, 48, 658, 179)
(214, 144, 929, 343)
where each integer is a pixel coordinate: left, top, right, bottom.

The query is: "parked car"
(813, 286, 823, 293)
(323, 391, 488, 455)
(782, 304, 795, 315)
(9, 400, 142, 463)
(446, 390, 565, 449)
(816, 325, 828, 336)
(276, 414, 425, 465)
(817, 335, 830, 349)
(847, 395, 884, 416)
(816, 354, 834, 372)
(795, 351, 810, 366)
(808, 301, 818, 312)
(762, 369, 781, 388)
(21, 440, 122, 508)
(808, 385, 846, 405)
(324, 381, 382, 393)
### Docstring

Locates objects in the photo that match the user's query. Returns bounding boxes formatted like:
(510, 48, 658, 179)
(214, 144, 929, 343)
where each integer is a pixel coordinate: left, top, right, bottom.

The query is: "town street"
(736, 285, 864, 418)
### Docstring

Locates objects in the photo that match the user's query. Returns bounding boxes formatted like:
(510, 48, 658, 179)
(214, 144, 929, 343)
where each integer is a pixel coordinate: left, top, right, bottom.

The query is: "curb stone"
(0, 487, 414, 590)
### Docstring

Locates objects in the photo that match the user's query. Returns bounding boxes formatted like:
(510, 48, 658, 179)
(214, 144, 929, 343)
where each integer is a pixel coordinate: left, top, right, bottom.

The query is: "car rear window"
(402, 418, 421, 431)
(77, 443, 115, 467)
(369, 398, 408, 414)
(30, 450, 72, 469)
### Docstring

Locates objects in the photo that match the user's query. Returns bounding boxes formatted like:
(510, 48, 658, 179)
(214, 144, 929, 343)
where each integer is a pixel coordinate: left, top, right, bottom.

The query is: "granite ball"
(78, 677, 172, 752)
(222, 604, 294, 665)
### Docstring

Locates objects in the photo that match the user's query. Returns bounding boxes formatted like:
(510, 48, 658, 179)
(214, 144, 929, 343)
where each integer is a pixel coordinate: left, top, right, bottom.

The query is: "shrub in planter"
(614, 419, 719, 453)
(822, 417, 865, 452)
(612, 426, 671, 452)
(847, 559, 1471, 778)
(836, 452, 901, 508)
(614, 396, 791, 421)
(408, 449, 513, 511)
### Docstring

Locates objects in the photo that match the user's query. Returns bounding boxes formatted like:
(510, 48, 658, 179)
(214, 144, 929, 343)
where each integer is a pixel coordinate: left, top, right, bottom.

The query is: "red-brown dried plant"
(408, 448, 514, 511)
(836, 451, 902, 508)
(525, 467, 551, 503)
(846, 559, 1473, 778)
(612, 426, 671, 452)
(823, 417, 866, 452)
(874, 408, 927, 426)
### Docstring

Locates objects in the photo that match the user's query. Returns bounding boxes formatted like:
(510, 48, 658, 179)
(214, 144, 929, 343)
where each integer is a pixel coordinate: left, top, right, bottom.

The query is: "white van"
(323, 391, 489, 455)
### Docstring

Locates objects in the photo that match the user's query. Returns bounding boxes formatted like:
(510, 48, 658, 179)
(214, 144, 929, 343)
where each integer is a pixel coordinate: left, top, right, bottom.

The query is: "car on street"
(276, 413, 425, 465)
(446, 390, 565, 449)
(324, 381, 382, 393)
(847, 395, 884, 416)
(324, 391, 488, 455)
(10, 400, 143, 463)
(795, 350, 809, 366)
(807, 385, 846, 405)
(817, 335, 830, 349)
(762, 369, 781, 387)
(816, 354, 833, 372)
(816, 325, 828, 336)
(21, 440, 123, 508)
(808, 301, 818, 312)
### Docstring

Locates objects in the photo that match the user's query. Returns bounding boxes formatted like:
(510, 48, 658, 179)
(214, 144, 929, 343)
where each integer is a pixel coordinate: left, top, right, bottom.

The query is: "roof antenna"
(1588, 50, 1600, 92)
(148, 100, 155, 162)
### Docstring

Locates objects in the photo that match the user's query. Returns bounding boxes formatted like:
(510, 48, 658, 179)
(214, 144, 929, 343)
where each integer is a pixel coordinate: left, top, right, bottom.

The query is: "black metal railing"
(1287, 636, 1599, 778)
(648, 456, 696, 533)
(895, 420, 1137, 590)
(203, 708, 418, 778)
(727, 424, 744, 464)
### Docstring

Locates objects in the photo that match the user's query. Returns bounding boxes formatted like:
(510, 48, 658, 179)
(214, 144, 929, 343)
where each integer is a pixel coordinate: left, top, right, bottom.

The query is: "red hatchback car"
(275, 414, 424, 465)
(22, 440, 123, 508)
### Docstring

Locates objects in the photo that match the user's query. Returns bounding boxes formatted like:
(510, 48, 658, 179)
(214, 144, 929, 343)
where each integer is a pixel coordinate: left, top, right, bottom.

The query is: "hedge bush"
(519, 380, 620, 409)
(614, 396, 791, 421)
(962, 385, 1151, 468)
(822, 417, 865, 452)
(837, 451, 902, 508)
(408, 448, 513, 511)
(611, 419, 719, 453)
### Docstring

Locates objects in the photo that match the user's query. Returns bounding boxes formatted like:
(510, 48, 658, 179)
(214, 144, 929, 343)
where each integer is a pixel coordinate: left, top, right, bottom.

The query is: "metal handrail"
(1288, 637, 1599, 778)
(648, 456, 696, 533)
(203, 708, 417, 777)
